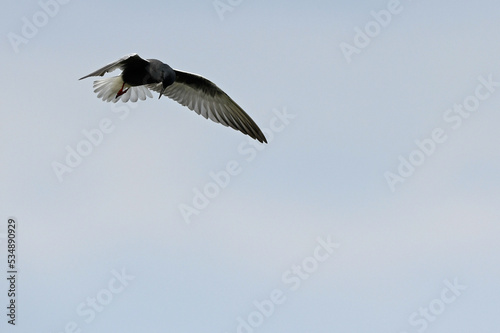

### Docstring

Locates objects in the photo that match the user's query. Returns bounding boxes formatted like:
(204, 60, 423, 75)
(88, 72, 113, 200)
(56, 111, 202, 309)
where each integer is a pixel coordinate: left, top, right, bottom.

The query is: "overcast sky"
(1, 0, 499, 332)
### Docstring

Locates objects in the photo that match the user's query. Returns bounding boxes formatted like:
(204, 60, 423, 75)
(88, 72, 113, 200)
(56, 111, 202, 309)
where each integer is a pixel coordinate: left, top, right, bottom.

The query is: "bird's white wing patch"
(93, 76, 153, 103)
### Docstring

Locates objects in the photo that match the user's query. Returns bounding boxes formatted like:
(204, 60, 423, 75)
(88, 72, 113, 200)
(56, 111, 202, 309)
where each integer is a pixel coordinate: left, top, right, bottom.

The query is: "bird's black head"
(146, 59, 176, 99)
(158, 64, 176, 99)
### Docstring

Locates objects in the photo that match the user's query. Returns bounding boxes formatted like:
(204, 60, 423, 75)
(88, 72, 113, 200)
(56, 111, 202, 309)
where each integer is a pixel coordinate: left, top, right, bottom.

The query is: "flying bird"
(79, 53, 267, 143)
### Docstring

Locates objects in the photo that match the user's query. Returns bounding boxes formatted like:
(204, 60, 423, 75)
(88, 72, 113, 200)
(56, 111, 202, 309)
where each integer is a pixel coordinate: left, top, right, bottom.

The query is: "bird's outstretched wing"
(148, 70, 267, 143)
(79, 53, 149, 80)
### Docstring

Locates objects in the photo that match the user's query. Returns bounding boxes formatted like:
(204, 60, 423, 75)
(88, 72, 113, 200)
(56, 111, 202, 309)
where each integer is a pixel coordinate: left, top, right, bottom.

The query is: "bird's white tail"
(93, 76, 153, 103)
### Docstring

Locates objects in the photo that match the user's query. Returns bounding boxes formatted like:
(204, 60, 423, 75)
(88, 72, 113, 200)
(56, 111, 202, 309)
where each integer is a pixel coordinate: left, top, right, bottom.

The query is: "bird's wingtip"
(79, 74, 92, 80)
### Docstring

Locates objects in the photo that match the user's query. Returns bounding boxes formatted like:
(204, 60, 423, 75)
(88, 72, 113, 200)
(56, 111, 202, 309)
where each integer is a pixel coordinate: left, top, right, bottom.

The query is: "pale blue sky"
(1, 0, 499, 332)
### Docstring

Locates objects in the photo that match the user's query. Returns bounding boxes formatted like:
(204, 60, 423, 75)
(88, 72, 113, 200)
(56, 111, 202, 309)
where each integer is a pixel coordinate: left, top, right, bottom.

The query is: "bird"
(79, 53, 267, 143)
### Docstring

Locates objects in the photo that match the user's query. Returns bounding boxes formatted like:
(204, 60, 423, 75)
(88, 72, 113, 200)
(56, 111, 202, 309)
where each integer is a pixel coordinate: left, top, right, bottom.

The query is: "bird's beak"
(159, 87, 165, 99)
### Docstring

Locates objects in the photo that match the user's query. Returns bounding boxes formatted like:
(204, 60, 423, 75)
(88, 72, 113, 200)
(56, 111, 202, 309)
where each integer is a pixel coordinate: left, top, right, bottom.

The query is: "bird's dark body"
(122, 58, 176, 88)
(121, 61, 154, 86)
